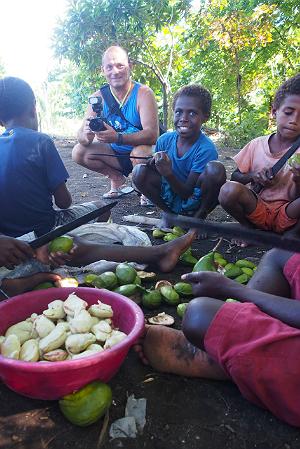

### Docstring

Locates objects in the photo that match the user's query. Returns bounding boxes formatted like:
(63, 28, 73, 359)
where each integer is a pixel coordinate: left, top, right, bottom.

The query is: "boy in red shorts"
(219, 74, 300, 234)
(137, 248, 300, 427)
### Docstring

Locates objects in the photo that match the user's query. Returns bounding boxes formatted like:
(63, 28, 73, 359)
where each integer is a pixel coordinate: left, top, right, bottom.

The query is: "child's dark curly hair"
(172, 84, 212, 118)
(0, 77, 35, 123)
(273, 74, 300, 109)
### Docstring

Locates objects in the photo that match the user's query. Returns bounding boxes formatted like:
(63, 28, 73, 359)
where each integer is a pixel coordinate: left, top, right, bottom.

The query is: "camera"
(88, 96, 107, 132)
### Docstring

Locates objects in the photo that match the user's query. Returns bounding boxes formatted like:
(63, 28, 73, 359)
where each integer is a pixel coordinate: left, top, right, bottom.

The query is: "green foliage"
(50, 0, 300, 145)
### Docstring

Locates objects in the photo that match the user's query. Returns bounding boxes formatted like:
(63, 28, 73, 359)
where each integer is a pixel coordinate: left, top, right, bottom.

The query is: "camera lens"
(89, 118, 106, 132)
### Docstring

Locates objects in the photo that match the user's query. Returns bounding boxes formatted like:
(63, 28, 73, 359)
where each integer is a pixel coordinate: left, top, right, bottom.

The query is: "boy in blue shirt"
(0, 77, 108, 238)
(132, 85, 226, 218)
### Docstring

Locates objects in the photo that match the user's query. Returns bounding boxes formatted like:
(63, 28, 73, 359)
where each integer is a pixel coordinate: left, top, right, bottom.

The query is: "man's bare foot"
(1, 273, 61, 298)
(134, 325, 228, 379)
(158, 231, 196, 272)
(110, 175, 126, 192)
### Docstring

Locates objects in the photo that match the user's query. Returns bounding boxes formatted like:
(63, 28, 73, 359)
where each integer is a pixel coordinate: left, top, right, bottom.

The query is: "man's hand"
(154, 152, 173, 177)
(80, 118, 95, 145)
(182, 271, 242, 300)
(0, 236, 34, 269)
(251, 168, 275, 188)
(95, 122, 118, 144)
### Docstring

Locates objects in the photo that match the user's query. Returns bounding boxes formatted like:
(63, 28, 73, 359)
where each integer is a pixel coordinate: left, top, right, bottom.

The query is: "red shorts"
(247, 197, 297, 233)
(284, 253, 300, 299)
(204, 302, 300, 427)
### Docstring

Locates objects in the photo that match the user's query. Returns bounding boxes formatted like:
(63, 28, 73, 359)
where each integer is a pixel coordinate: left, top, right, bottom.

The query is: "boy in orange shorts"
(219, 74, 300, 233)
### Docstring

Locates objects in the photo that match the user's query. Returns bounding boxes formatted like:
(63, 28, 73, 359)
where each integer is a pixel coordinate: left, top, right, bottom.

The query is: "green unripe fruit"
(49, 236, 73, 253)
(224, 266, 243, 279)
(114, 284, 138, 297)
(235, 259, 256, 269)
(177, 303, 188, 318)
(33, 282, 55, 290)
(115, 263, 137, 285)
(160, 286, 180, 305)
(163, 233, 178, 242)
(152, 229, 166, 238)
(224, 263, 235, 271)
(234, 274, 249, 284)
(59, 381, 112, 427)
(142, 289, 162, 309)
(241, 267, 254, 277)
(84, 274, 99, 284)
(172, 226, 185, 236)
(174, 282, 193, 296)
(99, 272, 118, 289)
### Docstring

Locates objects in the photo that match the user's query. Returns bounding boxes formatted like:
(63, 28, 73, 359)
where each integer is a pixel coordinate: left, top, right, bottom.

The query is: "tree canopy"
(52, 0, 300, 145)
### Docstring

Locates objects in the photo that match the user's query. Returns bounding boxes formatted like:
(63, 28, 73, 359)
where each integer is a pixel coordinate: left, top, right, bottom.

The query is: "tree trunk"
(162, 83, 168, 129)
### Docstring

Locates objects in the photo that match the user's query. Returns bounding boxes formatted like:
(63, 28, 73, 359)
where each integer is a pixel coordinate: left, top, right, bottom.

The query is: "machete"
(163, 213, 300, 253)
(29, 201, 117, 249)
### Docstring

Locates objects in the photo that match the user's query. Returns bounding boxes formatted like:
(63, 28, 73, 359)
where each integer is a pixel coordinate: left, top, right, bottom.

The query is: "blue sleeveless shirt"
(103, 81, 142, 153)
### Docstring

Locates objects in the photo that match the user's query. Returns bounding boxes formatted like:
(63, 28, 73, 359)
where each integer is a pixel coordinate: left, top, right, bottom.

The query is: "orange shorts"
(247, 197, 297, 233)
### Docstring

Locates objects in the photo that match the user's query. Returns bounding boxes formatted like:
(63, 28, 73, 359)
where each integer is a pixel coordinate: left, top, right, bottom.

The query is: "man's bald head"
(102, 46, 129, 66)
(101, 46, 132, 91)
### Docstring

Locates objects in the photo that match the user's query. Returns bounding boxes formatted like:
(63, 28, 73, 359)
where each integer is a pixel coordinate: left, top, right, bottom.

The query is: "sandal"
(103, 185, 134, 199)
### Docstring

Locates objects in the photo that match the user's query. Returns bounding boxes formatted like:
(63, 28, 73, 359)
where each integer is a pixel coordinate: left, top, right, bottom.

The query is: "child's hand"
(154, 152, 172, 177)
(35, 244, 77, 267)
(0, 236, 34, 269)
(182, 271, 241, 300)
(290, 163, 300, 182)
(252, 168, 275, 187)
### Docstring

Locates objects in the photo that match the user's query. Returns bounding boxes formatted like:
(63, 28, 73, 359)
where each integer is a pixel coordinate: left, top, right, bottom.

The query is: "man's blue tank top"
(103, 81, 142, 153)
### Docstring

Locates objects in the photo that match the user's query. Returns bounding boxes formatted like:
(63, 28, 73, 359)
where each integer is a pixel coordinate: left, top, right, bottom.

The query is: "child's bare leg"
(134, 325, 228, 379)
(247, 248, 292, 296)
(219, 181, 257, 225)
(1, 273, 61, 299)
(218, 181, 257, 246)
(67, 231, 196, 272)
(195, 161, 226, 219)
(132, 164, 173, 212)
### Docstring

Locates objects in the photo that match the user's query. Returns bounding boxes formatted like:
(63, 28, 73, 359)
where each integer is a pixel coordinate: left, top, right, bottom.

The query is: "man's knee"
(218, 180, 243, 206)
(182, 297, 222, 348)
(131, 145, 152, 159)
(72, 143, 85, 164)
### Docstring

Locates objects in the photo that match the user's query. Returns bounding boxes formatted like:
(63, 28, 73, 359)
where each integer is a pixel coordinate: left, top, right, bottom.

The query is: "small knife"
(252, 135, 300, 194)
(29, 201, 117, 249)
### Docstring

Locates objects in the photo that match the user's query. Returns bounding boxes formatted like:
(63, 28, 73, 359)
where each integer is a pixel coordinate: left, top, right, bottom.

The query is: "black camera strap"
(100, 84, 143, 131)
(100, 84, 166, 135)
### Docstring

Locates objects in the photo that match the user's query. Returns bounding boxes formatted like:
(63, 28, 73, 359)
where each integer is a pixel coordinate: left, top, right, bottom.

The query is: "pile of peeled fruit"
(0, 293, 127, 362)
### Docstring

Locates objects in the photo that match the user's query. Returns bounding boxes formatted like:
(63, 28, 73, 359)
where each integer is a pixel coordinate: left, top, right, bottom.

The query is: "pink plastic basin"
(0, 287, 144, 400)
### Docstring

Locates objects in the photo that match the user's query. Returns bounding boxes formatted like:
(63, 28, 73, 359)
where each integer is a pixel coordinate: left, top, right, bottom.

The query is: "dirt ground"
(0, 139, 299, 449)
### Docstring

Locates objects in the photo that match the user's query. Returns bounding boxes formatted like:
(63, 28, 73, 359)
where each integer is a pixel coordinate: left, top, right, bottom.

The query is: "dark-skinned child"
(219, 74, 300, 242)
(132, 84, 226, 221)
(135, 247, 300, 427)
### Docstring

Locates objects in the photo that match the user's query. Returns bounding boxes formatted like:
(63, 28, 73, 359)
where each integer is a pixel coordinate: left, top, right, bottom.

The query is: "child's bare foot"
(134, 325, 228, 379)
(158, 231, 196, 272)
(1, 273, 61, 298)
